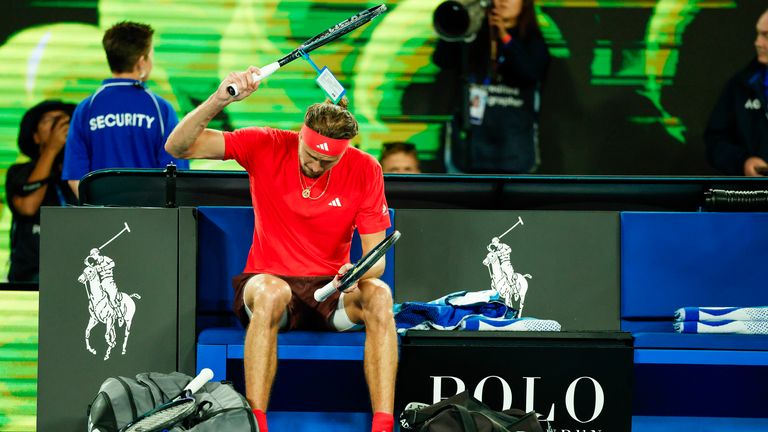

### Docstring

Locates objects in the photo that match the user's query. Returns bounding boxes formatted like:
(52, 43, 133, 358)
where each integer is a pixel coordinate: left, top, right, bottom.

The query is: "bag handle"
(454, 404, 513, 432)
(454, 404, 478, 432)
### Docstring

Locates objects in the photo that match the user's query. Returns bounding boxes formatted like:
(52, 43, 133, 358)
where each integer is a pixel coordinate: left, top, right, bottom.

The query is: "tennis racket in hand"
(120, 368, 214, 432)
(314, 230, 401, 302)
(227, 4, 387, 96)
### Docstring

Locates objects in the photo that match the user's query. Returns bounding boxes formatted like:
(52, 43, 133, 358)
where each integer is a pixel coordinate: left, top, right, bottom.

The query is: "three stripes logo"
(316, 142, 330, 152)
(328, 198, 342, 207)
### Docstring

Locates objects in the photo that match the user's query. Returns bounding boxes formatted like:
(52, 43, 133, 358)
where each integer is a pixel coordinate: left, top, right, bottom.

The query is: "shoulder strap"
(453, 404, 478, 432)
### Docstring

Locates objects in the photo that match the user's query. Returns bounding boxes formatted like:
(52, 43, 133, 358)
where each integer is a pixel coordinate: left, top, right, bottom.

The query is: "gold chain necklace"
(298, 166, 332, 200)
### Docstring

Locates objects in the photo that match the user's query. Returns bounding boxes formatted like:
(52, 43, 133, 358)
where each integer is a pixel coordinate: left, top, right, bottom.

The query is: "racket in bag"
(87, 371, 257, 432)
(399, 391, 547, 432)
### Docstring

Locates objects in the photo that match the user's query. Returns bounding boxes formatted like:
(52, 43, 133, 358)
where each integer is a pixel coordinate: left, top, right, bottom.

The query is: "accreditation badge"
(469, 84, 488, 126)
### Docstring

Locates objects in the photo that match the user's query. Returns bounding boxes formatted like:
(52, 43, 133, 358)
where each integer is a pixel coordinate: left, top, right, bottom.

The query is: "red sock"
(252, 409, 268, 432)
(371, 411, 394, 432)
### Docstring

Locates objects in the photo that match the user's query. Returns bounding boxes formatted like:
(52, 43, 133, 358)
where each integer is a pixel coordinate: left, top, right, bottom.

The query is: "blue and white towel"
(461, 316, 561, 332)
(394, 290, 561, 334)
(674, 307, 768, 322)
(674, 320, 768, 335)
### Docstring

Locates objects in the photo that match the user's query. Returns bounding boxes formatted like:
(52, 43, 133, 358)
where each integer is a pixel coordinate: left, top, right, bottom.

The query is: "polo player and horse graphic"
(77, 222, 141, 361)
(482, 217, 532, 317)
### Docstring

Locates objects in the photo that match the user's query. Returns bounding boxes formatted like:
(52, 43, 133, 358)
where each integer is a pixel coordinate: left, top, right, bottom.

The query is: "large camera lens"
(433, 1, 471, 40)
(433, 0, 488, 42)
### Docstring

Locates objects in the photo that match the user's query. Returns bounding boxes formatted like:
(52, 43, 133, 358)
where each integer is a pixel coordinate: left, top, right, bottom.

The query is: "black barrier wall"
(396, 332, 634, 432)
(38, 207, 197, 432)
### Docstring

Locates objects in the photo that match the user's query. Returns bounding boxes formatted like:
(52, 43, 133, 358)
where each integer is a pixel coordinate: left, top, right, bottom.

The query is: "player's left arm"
(358, 230, 387, 280)
(346, 157, 390, 283)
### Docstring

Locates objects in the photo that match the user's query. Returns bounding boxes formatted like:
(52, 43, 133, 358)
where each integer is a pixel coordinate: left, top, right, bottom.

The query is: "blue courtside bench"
(621, 212, 768, 432)
(194, 206, 396, 431)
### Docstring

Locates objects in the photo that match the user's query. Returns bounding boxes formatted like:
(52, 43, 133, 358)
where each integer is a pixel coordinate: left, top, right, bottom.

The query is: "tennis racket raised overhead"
(120, 368, 213, 432)
(227, 4, 387, 96)
(314, 230, 401, 302)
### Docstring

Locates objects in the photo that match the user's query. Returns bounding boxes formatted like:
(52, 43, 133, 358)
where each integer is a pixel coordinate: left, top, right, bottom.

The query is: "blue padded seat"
(198, 328, 366, 346)
(621, 212, 768, 352)
(632, 332, 768, 352)
(198, 328, 367, 363)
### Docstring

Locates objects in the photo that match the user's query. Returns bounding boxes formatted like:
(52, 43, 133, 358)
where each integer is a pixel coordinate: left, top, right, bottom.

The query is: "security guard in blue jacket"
(63, 21, 188, 196)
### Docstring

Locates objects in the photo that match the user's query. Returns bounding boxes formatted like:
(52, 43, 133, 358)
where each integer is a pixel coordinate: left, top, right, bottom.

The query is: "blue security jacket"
(63, 78, 189, 180)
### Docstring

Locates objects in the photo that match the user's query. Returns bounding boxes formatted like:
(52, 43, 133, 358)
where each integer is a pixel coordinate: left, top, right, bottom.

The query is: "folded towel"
(394, 290, 562, 334)
(673, 320, 768, 335)
(461, 316, 561, 332)
(674, 307, 768, 322)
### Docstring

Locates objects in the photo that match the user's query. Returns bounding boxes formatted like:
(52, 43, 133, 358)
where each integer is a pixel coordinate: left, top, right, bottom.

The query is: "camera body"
(433, 0, 492, 42)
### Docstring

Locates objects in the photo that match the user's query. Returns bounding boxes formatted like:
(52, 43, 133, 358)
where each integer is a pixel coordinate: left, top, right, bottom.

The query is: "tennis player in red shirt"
(165, 67, 396, 432)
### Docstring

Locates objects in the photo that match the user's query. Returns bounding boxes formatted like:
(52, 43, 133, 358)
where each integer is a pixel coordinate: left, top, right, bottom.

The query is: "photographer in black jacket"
(433, 0, 549, 174)
(705, 9, 768, 176)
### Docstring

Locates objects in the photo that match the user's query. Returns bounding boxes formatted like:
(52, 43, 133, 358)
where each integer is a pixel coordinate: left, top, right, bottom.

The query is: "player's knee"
(360, 279, 393, 317)
(245, 276, 291, 315)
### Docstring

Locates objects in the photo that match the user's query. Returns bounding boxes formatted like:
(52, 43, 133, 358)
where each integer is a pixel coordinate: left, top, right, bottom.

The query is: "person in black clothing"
(433, 0, 549, 174)
(705, 9, 768, 176)
(5, 100, 78, 282)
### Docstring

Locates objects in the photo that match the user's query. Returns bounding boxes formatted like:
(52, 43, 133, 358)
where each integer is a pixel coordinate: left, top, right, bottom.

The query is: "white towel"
(461, 316, 561, 332)
(674, 307, 768, 322)
(673, 320, 768, 335)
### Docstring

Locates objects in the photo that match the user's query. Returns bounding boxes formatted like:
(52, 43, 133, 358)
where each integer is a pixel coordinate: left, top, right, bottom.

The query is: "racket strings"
(301, 5, 387, 51)
(124, 400, 195, 432)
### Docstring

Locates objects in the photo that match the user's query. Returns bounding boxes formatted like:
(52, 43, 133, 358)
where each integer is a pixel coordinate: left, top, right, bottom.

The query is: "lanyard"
(54, 183, 67, 207)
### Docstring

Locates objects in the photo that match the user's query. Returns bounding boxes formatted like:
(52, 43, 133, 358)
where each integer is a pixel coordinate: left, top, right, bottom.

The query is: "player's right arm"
(165, 67, 261, 160)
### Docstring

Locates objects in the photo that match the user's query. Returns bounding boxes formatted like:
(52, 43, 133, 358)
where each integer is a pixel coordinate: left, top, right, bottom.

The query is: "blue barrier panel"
(621, 212, 768, 320)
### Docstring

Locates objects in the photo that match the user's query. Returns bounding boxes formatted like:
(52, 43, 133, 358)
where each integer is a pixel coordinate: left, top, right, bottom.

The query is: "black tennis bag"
(399, 391, 547, 432)
(87, 371, 257, 431)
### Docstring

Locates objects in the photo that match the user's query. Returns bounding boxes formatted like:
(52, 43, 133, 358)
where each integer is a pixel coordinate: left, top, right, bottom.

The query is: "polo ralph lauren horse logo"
(483, 217, 532, 317)
(78, 222, 141, 361)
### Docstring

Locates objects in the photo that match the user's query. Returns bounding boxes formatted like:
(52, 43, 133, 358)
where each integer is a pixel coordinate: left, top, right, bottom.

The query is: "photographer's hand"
(488, 9, 510, 42)
(41, 115, 69, 157)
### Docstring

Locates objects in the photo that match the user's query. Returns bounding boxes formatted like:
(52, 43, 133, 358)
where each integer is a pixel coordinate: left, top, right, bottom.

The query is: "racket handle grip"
(226, 62, 281, 97)
(184, 368, 213, 394)
(314, 280, 337, 302)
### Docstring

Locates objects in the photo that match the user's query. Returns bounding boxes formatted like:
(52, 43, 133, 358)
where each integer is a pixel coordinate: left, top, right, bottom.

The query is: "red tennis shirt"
(223, 127, 391, 276)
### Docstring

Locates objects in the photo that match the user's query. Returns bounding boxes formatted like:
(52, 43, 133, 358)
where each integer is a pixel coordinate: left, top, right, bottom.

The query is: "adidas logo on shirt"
(317, 142, 330, 151)
(745, 99, 761, 110)
(328, 198, 342, 207)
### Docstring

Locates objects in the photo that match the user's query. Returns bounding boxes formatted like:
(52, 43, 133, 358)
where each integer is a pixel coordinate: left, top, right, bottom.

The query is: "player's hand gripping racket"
(120, 368, 214, 432)
(227, 4, 387, 97)
(314, 230, 401, 302)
